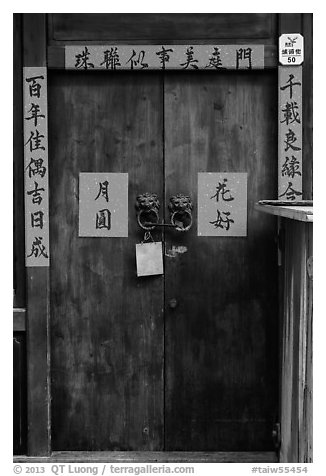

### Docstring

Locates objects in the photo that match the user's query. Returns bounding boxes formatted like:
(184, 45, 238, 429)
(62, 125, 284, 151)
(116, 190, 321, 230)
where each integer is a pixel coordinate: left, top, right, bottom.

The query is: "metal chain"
(142, 231, 154, 243)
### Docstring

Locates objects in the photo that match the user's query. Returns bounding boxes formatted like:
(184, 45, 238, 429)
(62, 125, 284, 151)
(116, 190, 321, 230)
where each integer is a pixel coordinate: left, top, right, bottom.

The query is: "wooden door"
(164, 70, 278, 451)
(49, 69, 278, 451)
(49, 71, 164, 450)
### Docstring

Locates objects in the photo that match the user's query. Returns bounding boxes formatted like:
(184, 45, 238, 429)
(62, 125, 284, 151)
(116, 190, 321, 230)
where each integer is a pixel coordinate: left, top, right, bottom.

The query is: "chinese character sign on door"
(65, 45, 264, 70)
(198, 173, 247, 237)
(79, 173, 128, 237)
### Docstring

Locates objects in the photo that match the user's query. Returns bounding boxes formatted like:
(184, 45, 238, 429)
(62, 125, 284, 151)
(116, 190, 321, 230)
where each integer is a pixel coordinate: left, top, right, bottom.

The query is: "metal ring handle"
(137, 209, 160, 231)
(171, 210, 193, 232)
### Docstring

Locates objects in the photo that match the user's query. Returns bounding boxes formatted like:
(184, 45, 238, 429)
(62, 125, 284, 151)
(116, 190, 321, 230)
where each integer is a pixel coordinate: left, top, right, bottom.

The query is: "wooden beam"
(14, 451, 278, 463)
(302, 14, 313, 200)
(47, 44, 278, 69)
(279, 220, 313, 462)
(278, 15, 312, 461)
(279, 13, 302, 33)
(13, 333, 27, 455)
(47, 46, 64, 68)
(48, 13, 277, 43)
(265, 44, 278, 68)
(13, 13, 25, 308)
(305, 225, 313, 461)
(278, 13, 305, 463)
(23, 13, 51, 457)
(23, 14, 47, 67)
(26, 268, 50, 455)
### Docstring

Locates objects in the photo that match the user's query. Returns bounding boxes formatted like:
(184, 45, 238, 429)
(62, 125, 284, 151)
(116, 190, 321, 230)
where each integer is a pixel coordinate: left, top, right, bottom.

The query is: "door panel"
(164, 71, 278, 450)
(48, 69, 278, 452)
(49, 71, 164, 450)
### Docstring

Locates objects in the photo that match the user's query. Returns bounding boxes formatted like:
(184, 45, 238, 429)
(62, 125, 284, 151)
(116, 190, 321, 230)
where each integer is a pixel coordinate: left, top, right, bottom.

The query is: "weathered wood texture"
(48, 71, 164, 450)
(302, 14, 313, 200)
(13, 13, 25, 307)
(164, 70, 279, 450)
(26, 268, 51, 454)
(279, 13, 302, 33)
(23, 13, 51, 456)
(279, 219, 312, 463)
(16, 11, 312, 458)
(13, 333, 27, 455)
(277, 15, 313, 463)
(48, 14, 277, 44)
(14, 451, 278, 463)
(23, 14, 47, 67)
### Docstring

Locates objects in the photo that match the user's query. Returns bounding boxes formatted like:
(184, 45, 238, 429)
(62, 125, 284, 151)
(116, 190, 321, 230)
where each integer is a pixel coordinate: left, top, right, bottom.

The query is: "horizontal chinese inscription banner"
(79, 173, 128, 237)
(278, 66, 303, 200)
(65, 45, 264, 70)
(198, 173, 247, 237)
(23, 67, 50, 267)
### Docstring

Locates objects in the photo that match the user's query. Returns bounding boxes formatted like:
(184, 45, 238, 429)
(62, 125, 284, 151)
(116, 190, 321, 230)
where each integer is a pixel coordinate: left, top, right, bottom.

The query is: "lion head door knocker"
(168, 194, 193, 232)
(135, 193, 160, 230)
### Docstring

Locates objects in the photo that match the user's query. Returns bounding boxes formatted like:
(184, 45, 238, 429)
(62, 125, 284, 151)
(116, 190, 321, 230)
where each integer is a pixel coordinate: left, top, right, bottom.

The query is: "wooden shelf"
(255, 200, 313, 222)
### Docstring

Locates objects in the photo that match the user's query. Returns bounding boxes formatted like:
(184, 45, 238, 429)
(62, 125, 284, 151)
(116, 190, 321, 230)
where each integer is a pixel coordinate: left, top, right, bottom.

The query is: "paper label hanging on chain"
(136, 242, 164, 277)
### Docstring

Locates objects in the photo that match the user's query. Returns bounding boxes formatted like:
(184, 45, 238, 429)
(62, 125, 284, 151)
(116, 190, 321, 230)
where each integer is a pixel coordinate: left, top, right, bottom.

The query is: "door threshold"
(14, 451, 278, 463)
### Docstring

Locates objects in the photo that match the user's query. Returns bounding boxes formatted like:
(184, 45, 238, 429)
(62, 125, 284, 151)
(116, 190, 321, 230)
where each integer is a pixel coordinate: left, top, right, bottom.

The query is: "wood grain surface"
(23, 13, 51, 457)
(49, 14, 277, 44)
(49, 71, 164, 450)
(302, 14, 313, 200)
(14, 450, 278, 462)
(14, 12, 313, 459)
(164, 70, 279, 450)
(48, 68, 279, 451)
(280, 220, 312, 462)
(13, 13, 25, 307)
(13, 333, 27, 455)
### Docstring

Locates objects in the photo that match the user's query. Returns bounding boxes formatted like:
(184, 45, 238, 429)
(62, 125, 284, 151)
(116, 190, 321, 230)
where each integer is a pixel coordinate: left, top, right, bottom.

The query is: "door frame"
(13, 12, 313, 460)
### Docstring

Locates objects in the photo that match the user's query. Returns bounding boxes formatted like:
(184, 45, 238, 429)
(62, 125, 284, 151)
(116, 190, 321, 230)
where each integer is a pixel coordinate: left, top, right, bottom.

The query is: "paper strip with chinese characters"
(198, 173, 247, 237)
(23, 67, 50, 266)
(65, 45, 264, 70)
(278, 66, 303, 200)
(79, 173, 128, 237)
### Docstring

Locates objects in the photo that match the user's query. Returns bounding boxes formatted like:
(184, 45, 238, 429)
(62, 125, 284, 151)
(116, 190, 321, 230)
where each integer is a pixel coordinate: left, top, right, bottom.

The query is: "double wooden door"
(49, 69, 278, 451)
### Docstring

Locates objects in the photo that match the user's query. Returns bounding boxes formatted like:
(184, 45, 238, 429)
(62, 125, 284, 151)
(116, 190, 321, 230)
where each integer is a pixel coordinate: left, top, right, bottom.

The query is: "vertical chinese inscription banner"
(23, 67, 50, 266)
(278, 66, 303, 200)
(198, 173, 247, 237)
(79, 173, 128, 237)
